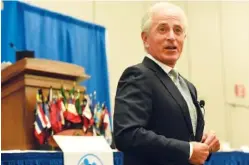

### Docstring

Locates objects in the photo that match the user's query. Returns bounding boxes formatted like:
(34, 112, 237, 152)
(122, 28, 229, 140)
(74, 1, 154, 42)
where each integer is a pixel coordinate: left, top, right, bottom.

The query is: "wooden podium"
(1, 58, 90, 150)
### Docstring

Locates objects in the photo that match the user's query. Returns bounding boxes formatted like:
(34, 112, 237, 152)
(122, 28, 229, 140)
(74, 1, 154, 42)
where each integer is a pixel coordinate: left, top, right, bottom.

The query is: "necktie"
(169, 69, 197, 135)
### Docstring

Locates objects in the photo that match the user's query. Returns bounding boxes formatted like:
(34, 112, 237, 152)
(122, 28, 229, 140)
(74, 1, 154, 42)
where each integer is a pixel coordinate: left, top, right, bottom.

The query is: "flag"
(34, 91, 47, 144)
(102, 106, 113, 145)
(50, 98, 63, 133)
(48, 87, 53, 102)
(69, 86, 75, 97)
(34, 89, 55, 144)
(82, 95, 94, 132)
(43, 103, 51, 129)
(75, 90, 82, 115)
(39, 89, 51, 129)
(37, 104, 48, 128)
(63, 87, 81, 123)
(60, 86, 67, 105)
(48, 88, 59, 133)
(93, 103, 103, 135)
(91, 91, 97, 113)
(34, 104, 46, 144)
(57, 91, 66, 125)
(34, 121, 45, 144)
(64, 98, 81, 123)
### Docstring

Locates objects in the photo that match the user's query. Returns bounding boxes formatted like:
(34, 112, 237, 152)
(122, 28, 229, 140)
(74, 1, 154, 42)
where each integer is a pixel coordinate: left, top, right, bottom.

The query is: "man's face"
(142, 8, 186, 67)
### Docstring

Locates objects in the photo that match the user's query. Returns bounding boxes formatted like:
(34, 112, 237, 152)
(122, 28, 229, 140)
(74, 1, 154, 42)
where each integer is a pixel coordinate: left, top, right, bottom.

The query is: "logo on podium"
(78, 154, 103, 165)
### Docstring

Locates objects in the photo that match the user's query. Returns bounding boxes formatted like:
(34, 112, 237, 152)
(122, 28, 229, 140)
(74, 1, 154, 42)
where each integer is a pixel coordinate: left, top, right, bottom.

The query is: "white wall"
(25, 1, 249, 148)
(186, 2, 226, 142)
(94, 2, 145, 115)
(220, 2, 249, 148)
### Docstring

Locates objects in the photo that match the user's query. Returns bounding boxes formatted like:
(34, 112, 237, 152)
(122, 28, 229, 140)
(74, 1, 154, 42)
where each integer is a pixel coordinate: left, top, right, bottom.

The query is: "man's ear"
(141, 32, 148, 47)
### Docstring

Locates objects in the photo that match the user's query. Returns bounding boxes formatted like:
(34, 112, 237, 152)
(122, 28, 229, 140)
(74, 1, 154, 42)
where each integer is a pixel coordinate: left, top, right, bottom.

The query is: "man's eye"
(159, 27, 166, 32)
(174, 28, 183, 34)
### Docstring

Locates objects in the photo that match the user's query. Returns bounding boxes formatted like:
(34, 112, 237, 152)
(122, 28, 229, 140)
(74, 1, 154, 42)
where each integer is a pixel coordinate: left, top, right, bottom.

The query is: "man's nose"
(166, 30, 176, 41)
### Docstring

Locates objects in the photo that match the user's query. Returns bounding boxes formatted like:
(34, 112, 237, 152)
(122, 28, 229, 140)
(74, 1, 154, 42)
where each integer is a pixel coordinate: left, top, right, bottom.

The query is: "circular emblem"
(78, 154, 103, 165)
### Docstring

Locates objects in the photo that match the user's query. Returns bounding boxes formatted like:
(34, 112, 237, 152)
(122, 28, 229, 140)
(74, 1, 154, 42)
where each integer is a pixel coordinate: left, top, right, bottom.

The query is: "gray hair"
(141, 2, 188, 34)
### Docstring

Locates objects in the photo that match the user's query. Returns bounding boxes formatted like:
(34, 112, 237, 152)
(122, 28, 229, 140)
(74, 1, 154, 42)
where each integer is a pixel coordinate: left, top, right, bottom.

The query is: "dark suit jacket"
(114, 57, 205, 165)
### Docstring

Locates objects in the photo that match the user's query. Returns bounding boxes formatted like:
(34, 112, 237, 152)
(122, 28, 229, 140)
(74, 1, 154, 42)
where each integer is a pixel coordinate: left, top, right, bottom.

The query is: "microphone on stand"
(9, 42, 17, 51)
(1, 43, 17, 69)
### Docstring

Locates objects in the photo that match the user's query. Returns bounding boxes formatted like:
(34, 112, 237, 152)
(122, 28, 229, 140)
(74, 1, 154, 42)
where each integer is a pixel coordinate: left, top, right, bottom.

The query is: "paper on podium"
(53, 135, 112, 152)
(54, 136, 114, 165)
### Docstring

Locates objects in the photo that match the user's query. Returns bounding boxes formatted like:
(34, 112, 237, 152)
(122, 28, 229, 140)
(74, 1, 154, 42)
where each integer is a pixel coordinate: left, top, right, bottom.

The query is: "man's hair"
(141, 2, 188, 34)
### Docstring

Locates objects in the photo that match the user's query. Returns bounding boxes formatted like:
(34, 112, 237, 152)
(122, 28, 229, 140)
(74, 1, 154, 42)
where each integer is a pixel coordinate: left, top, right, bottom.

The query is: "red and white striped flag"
(34, 103, 47, 144)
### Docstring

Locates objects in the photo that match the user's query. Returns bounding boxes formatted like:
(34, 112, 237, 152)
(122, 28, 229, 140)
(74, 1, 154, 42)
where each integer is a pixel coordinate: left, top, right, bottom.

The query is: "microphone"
(9, 42, 34, 61)
(199, 100, 205, 115)
(9, 42, 17, 51)
(200, 100, 205, 108)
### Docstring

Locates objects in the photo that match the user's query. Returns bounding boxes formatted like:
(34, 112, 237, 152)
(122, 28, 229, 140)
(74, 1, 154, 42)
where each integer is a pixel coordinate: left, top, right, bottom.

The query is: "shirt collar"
(146, 54, 175, 74)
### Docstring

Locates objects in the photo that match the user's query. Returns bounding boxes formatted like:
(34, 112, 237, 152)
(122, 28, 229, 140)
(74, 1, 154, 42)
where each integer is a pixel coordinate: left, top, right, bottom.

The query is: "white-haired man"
(114, 2, 220, 165)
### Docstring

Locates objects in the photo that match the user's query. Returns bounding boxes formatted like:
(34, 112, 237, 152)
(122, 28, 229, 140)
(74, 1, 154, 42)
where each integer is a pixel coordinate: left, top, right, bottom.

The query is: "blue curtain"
(1, 1, 111, 123)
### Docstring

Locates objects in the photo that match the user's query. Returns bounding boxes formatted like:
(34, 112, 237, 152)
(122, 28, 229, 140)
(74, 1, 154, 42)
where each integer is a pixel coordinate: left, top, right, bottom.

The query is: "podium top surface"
(1, 58, 90, 84)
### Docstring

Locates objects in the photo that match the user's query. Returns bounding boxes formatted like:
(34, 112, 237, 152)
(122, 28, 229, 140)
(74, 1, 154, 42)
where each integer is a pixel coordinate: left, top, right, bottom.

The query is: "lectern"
(1, 58, 89, 150)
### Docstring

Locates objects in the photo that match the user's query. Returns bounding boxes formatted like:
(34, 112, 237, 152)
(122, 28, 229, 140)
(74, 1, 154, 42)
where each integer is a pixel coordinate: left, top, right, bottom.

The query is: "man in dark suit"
(113, 2, 220, 165)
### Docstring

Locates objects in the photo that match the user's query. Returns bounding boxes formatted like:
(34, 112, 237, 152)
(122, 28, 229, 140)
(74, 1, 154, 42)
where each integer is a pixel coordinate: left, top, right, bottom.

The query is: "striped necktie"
(169, 69, 197, 135)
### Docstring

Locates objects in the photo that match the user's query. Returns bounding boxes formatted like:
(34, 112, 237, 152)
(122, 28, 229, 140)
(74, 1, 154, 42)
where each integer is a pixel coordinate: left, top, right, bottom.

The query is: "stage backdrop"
(1, 1, 111, 124)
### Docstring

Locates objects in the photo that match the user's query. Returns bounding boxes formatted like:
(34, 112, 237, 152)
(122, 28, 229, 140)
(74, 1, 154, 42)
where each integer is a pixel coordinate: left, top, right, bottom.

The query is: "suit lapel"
(184, 78, 204, 140)
(142, 57, 194, 135)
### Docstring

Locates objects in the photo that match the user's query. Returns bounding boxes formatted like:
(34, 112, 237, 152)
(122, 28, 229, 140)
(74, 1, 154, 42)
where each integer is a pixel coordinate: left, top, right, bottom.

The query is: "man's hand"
(202, 131, 220, 153)
(201, 133, 208, 143)
(189, 142, 209, 165)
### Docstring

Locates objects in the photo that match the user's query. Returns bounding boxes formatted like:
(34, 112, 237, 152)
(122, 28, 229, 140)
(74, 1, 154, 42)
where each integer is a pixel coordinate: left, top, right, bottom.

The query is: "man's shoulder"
(117, 62, 154, 85)
(122, 62, 152, 76)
